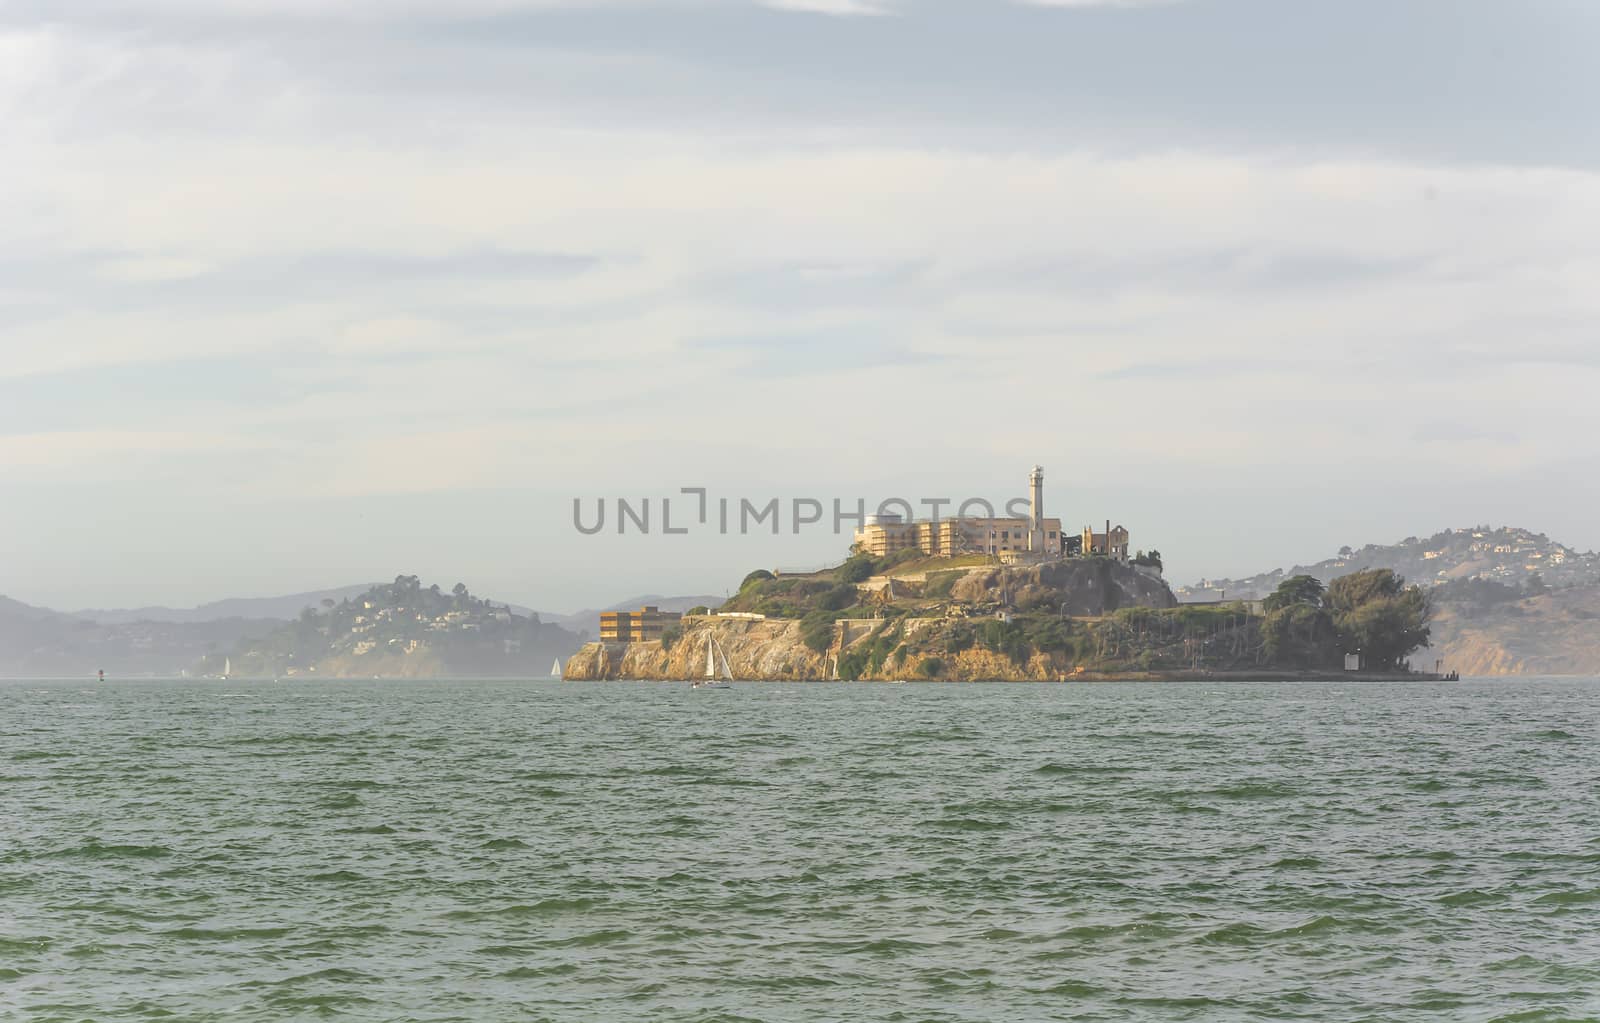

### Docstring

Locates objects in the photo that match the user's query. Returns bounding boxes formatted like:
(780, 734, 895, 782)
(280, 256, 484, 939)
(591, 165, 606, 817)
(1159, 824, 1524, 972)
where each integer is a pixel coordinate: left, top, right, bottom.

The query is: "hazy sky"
(4, 0, 1599, 613)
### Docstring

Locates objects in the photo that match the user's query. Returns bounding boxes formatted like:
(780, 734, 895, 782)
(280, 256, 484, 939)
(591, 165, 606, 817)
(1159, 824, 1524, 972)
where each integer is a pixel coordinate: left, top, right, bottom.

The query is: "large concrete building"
(853, 466, 1066, 559)
(598, 605, 681, 642)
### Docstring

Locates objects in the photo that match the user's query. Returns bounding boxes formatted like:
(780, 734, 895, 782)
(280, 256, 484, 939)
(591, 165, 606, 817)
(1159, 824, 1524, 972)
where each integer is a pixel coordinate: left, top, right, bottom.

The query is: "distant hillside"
(229, 576, 584, 678)
(1179, 526, 1600, 602)
(1423, 583, 1600, 676)
(0, 595, 284, 677)
(71, 585, 382, 625)
(0, 578, 582, 679)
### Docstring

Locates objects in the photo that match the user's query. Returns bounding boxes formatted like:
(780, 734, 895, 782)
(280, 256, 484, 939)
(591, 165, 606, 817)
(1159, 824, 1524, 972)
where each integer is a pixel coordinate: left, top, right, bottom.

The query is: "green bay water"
(3, 679, 1600, 1022)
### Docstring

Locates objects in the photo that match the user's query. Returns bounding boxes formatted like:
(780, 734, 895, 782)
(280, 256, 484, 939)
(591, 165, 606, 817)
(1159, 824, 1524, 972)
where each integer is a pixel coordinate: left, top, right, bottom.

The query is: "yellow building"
(598, 605, 681, 642)
(854, 515, 1066, 558)
(852, 466, 1065, 559)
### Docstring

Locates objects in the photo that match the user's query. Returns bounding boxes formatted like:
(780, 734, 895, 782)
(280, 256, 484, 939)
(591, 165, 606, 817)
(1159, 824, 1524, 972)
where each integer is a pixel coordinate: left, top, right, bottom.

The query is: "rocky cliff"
(950, 558, 1177, 614)
(562, 617, 1085, 682)
(565, 619, 826, 681)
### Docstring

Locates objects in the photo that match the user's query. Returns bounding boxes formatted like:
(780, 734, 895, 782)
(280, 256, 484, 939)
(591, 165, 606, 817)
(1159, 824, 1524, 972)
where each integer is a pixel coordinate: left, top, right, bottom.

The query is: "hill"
(228, 576, 584, 678)
(70, 585, 383, 625)
(1179, 526, 1600, 602)
(0, 579, 586, 679)
(0, 595, 285, 677)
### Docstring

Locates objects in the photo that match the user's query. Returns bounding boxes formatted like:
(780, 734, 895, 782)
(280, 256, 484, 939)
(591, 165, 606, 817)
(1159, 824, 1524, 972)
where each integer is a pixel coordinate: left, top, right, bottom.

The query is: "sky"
(3, 0, 1599, 613)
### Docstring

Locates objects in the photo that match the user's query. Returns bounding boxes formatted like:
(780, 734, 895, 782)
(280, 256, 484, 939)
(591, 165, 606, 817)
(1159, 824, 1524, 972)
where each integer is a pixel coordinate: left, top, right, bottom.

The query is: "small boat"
(693, 632, 733, 689)
(886, 679, 908, 685)
(551, 657, 564, 679)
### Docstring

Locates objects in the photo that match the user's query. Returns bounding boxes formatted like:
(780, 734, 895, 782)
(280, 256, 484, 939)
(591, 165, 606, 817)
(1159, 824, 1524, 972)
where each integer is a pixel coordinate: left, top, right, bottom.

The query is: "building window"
(1048, 531, 1057, 539)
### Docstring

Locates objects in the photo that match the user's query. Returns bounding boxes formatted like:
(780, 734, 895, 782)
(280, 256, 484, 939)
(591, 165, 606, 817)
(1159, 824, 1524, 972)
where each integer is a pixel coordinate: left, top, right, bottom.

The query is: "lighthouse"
(1028, 465, 1045, 552)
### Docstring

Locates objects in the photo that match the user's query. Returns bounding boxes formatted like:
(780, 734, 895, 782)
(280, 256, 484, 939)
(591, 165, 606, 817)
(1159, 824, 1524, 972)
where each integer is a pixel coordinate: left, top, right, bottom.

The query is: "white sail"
(717, 640, 733, 681)
(222, 656, 231, 678)
(705, 633, 717, 679)
(551, 658, 563, 678)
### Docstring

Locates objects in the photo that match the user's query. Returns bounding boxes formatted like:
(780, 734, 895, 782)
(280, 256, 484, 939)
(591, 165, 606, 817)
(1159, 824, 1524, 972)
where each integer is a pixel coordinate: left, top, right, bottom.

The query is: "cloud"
(763, 0, 893, 14)
(4, 0, 1600, 608)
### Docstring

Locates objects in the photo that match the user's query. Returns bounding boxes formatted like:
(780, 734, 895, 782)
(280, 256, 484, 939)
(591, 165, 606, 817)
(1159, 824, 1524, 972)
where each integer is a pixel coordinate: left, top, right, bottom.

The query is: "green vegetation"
(1259, 569, 1431, 671)
(837, 621, 903, 680)
(1325, 570, 1432, 670)
(799, 610, 838, 654)
(820, 568, 1431, 678)
(660, 624, 683, 651)
(835, 556, 876, 584)
(916, 657, 945, 679)
(923, 570, 963, 599)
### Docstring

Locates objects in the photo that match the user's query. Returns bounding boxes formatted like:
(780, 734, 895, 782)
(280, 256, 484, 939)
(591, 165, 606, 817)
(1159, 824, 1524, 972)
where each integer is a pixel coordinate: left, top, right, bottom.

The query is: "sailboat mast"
(705, 632, 716, 679)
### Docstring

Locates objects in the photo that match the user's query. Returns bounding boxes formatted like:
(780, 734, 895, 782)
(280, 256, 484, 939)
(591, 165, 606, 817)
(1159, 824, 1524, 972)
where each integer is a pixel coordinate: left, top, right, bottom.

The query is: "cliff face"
(951, 558, 1177, 615)
(564, 619, 830, 681)
(562, 618, 1086, 682)
(1423, 586, 1600, 676)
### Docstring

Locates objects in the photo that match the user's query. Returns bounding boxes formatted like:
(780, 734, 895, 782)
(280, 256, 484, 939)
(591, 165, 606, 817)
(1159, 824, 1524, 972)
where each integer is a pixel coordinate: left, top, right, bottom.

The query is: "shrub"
(835, 556, 876, 584)
(943, 623, 975, 654)
(924, 570, 962, 599)
(817, 583, 859, 612)
(978, 619, 1029, 664)
(741, 569, 775, 590)
(917, 657, 945, 678)
(687, 606, 709, 616)
(660, 625, 683, 651)
(799, 611, 836, 654)
(1022, 615, 1075, 654)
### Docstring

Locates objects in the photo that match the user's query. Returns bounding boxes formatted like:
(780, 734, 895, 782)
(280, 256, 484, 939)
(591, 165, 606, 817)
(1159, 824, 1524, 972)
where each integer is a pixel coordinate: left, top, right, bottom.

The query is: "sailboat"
(693, 633, 732, 689)
(221, 656, 231, 680)
(551, 658, 563, 679)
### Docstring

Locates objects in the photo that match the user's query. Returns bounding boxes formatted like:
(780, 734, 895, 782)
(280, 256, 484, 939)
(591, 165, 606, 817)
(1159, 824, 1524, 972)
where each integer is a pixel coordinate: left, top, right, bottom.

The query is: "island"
(565, 466, 1435, 682)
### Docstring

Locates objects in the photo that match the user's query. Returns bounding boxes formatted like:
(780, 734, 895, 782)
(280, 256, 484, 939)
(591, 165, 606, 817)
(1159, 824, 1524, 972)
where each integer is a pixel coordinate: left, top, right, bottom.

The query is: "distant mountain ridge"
(1179, 526, 1600, 602)
(71, 585, 383, 625)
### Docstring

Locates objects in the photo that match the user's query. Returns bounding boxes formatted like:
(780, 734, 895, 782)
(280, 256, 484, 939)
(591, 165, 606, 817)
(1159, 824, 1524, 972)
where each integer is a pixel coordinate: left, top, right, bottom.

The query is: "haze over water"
(4, 678, 1599, 1021)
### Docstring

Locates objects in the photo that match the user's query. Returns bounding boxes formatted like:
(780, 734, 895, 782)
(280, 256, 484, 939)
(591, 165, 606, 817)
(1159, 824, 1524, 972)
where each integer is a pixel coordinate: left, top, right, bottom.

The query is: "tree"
(1265, 575, 1326, 613)
(1262, 603, 1337, 668)
(1326, 569, 1432, 671)
(1526, 572, 1550, 596)
(452, 582, 469, 598)
(835, 557, 875, 584)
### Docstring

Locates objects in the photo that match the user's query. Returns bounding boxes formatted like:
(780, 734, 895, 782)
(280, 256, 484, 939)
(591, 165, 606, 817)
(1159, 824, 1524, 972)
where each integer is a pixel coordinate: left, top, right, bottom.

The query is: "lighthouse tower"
(1028, 465, 1045, 553)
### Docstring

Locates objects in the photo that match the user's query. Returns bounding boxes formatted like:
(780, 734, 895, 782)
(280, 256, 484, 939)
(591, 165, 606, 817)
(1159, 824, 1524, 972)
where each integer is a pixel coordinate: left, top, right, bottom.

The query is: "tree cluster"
(1262, 569, 1432, 670)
